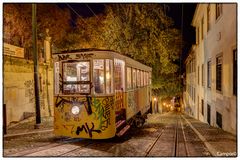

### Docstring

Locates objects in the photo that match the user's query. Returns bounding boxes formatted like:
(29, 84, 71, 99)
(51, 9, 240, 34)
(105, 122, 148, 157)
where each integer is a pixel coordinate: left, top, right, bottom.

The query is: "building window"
(216, 111, 222, 128)
(198, 66, 200, 85)
(216, 3, 223, 20)
(207, 104, 211, 124)
(201, 17, 204, 40)
(202, 64, 204, 86)
(207, 4, 210, 31)
(233, 49, 237, 95)
(207, 61, 211, 88)
(196, 27, 199, 44)
(201, 99, 204, 115)
(216, 55, 222, 91)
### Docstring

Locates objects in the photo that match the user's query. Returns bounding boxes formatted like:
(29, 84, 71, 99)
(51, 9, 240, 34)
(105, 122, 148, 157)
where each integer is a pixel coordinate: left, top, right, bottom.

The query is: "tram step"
(116, 120, 126, 129)
(116, 125, 131, 137)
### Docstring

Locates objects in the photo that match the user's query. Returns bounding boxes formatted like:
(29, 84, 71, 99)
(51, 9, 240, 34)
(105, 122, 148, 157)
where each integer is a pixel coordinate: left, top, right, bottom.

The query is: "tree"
(100, 4, 183, 97)
(66, 4, 183, 97)
(3, 4, 72, 49)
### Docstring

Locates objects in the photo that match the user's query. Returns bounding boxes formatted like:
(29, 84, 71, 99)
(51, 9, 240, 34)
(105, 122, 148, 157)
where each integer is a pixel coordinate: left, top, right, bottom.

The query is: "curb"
(4, 129, 54, 139)
(181, 115, 218, 156)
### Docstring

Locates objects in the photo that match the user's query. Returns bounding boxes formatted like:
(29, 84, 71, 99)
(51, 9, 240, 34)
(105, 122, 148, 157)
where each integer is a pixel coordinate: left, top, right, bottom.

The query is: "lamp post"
(32, 3, 41, 129)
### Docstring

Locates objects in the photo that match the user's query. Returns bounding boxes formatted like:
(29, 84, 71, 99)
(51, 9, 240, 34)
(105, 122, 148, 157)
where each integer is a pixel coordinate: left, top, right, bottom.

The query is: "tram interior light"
(154, 97, 157, 101)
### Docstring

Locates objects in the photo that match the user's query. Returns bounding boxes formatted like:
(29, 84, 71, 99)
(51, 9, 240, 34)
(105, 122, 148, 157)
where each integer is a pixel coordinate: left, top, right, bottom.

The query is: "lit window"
(63, 61, 90, 94)
(137, 70, 141, 87)
(114, 59, 125, 91)
(145, 72, 148, 86)
(149, 72, 152, 85)
(93, 59, 105, 94)
(127, 67, 132, 89)
(141, 71, 144, 86)
(132, 68, 137, 88)
(106, 59, 113, 94)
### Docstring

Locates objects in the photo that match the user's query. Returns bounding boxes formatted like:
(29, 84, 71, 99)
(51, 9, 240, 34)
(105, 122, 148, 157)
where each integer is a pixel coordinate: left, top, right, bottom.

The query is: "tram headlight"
(71, 105, 80, 115)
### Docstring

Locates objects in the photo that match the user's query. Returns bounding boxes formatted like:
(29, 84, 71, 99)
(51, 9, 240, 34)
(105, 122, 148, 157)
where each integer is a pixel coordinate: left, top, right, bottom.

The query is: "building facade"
(184, 3, 237, 134)
(184, 45, 197, 118)
(3, 35, 54, 126)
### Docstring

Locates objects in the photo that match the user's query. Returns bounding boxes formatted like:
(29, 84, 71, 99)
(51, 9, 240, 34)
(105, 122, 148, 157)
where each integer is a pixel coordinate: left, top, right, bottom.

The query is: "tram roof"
(53, 48, 152, 71)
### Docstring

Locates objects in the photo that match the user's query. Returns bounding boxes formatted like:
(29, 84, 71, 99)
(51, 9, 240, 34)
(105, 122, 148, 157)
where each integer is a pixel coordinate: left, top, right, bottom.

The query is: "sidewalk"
(4, 116, 54, 138)
(182, 114, 237, 157)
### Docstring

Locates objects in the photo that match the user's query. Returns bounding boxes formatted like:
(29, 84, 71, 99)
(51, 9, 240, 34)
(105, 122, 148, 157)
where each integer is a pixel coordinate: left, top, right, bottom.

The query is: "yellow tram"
(53, 49, 152, 139)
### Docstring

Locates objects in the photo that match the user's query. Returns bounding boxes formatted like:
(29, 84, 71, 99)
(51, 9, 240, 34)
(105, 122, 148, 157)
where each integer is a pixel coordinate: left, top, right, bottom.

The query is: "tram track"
(145, 113, 189, 157)
(5, 113, 213, 157)
(173, 115, 189, 156)
(7, 137, 93, 157)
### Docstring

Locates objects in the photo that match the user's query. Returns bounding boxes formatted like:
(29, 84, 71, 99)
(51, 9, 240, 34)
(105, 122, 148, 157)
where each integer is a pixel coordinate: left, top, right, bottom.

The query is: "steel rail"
(144, 128, 165, 157)
(179, 116, 189, 156)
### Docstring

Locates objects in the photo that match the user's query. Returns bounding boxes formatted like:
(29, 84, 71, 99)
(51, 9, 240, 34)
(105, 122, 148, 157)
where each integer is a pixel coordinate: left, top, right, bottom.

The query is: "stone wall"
(3, 56, 54, 126)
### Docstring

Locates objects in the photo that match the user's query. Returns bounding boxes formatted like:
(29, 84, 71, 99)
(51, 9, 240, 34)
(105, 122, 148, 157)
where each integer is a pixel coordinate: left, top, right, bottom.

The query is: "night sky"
(58, 3, 196, 65)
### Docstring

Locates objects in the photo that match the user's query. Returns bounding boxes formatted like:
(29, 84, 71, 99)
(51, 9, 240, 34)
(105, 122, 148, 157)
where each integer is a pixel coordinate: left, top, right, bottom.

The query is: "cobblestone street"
(3, 112, 237, 157)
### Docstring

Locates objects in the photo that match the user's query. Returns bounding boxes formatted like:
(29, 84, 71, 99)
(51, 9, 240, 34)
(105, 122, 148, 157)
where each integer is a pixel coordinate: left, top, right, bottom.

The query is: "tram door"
(114, 59, 125, 113)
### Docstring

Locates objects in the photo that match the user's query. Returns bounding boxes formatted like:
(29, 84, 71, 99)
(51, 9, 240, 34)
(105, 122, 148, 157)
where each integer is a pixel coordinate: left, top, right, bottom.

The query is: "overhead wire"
(66, 4, 88, 26)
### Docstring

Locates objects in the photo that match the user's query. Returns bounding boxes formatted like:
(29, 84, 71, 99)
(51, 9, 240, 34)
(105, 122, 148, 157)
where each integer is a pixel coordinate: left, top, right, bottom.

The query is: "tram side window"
(93, 59, 105, 94)
(146, 72, 149, 85)
(63, 61, 90, 94)
(114, 59, 125, 91)
(141, 71, 144, 86)
(127, 67, 132, 89)
(144, 72, 147, 86)
(132, 68, 137, 88)
(137, 69, 141, 87)
(106, 59, 113, 94)
(149, 72, 152, 85)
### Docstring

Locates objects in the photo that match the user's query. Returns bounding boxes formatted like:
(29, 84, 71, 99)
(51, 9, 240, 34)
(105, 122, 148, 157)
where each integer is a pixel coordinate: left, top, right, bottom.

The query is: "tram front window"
(63, 61, 90, 94)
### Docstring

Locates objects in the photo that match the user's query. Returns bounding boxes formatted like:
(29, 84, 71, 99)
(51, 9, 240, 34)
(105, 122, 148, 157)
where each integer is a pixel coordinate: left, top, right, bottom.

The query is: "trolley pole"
(32, 4, 41, 129)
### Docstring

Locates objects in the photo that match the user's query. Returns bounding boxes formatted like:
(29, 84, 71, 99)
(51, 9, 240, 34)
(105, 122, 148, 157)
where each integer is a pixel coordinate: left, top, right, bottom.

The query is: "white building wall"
(191, 3, 236, 134)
